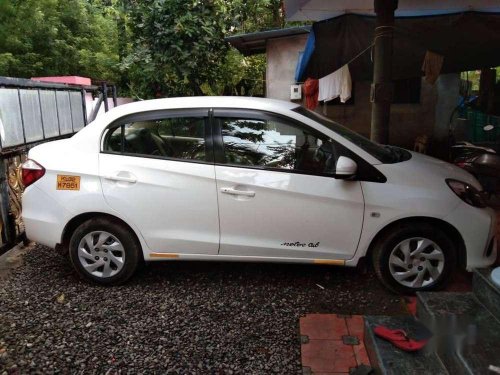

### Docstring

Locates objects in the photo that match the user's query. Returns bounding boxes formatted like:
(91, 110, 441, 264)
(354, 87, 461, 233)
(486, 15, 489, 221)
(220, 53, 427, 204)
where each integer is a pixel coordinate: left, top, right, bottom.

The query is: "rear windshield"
(293, 107, 407, 164)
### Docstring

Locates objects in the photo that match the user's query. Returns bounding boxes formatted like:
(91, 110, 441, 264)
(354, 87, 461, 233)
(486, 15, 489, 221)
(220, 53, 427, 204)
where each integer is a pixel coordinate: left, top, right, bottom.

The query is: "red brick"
(300, 314, 349, 340)
(353, 341, 371, 367)
(345, 315, 365, 340)
(301, 339, 356, 373)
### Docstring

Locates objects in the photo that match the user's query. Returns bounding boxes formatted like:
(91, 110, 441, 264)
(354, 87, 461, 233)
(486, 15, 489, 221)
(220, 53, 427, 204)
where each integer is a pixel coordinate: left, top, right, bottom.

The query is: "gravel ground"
(0, 244, 405, 374)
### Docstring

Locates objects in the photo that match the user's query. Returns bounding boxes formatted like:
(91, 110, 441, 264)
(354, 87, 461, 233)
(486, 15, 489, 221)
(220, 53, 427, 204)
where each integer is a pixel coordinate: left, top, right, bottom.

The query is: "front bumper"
(444, 202, 497, 270)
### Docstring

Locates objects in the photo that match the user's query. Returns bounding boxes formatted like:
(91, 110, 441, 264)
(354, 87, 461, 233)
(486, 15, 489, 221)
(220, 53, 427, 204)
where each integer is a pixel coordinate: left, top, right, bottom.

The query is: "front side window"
(219, 116, 339, 175)
(105, 116, 206, 161)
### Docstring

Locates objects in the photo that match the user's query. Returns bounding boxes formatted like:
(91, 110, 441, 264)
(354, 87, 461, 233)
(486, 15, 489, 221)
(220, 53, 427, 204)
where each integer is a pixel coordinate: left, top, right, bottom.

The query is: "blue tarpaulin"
(294, 29, 315, 82)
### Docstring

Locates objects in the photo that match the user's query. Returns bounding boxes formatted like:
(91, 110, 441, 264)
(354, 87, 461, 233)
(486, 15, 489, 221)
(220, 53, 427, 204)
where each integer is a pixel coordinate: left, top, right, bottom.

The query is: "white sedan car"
(21, 97, 497, 293)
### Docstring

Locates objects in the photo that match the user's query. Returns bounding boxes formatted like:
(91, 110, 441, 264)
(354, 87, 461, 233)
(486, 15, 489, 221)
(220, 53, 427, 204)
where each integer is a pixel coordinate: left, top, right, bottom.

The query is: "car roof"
(73, 96, 299, 147)
(71, 96, 381, 165)
(80, 97, 300, 135)
(104, 96, 298, 118)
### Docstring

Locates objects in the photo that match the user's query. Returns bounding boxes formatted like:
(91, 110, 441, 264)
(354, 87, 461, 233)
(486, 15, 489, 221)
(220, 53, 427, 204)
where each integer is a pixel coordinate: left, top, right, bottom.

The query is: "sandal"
(373, 325, 428, 352)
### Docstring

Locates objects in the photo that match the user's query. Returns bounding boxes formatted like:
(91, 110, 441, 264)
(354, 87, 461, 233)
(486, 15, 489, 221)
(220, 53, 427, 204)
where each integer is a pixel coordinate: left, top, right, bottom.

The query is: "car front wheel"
(372, 223, 457, 294)
(69, 218, 140, 285)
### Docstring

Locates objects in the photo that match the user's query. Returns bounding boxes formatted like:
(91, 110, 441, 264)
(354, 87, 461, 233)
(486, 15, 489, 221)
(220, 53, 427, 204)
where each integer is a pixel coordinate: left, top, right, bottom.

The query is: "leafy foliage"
(122, 0, 232, 98)
(0, 0, 285, 98)
(0, 0, 121, 82)
(122, 0, 283, 98)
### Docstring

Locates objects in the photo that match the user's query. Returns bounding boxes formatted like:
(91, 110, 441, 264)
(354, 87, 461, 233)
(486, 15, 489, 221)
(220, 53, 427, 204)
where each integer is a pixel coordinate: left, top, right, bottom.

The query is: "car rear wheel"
(69, 218, 140, 285)
(372, 223, 457, 294)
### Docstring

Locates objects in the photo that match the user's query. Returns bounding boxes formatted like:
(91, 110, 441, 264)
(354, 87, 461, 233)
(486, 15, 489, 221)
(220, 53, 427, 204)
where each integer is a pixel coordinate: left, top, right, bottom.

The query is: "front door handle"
(103, 174, 137, 183)
(220, 187, 255, 197)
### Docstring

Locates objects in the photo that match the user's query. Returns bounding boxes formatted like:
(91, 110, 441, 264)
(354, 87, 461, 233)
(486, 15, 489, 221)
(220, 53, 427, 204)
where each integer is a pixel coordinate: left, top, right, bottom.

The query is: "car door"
(212, 109, 365, 260)
(99, 109, 219, 255)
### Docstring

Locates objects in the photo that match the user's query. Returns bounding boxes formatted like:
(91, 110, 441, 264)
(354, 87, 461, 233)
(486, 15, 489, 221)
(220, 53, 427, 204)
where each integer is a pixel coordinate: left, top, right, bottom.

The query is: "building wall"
(265, 35, 440, 150)
(320, 80, 438, 149)
(266, 34, 308, 101)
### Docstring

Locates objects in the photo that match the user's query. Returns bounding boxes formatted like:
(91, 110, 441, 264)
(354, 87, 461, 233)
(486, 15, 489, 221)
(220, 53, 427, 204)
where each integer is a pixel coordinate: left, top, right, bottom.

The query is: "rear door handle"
(103, 174, 137, 183)
(220, 187, 255, 197)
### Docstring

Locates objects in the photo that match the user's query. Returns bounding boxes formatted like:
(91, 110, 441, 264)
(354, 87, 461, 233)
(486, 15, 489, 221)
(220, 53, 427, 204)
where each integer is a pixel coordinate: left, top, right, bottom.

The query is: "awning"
(299, 11, 500, 82)
(225, 26, 311, 56)
(284, 0, 500, 21)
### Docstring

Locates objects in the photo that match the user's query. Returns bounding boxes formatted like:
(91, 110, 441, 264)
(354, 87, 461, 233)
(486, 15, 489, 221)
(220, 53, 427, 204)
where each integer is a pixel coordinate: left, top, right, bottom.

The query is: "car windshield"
(293, 107, 410, 164)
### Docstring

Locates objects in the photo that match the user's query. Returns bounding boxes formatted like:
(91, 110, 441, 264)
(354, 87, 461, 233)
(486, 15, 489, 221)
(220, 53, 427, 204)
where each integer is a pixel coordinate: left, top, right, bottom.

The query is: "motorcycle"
(452, 125, 500, 197)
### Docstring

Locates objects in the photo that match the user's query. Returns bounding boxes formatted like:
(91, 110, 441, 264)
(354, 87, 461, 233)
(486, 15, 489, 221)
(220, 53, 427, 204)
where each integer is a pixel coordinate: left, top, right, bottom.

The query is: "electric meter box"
(290, 84, 302, 100)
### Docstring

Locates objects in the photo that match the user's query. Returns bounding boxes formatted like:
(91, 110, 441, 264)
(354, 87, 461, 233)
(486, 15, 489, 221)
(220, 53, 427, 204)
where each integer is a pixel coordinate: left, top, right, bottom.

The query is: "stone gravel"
(0, 244, 405, 374)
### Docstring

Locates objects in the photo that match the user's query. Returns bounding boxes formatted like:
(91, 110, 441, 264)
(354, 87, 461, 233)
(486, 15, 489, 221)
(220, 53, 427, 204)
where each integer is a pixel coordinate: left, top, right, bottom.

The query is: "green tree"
(216, 0, 283, 97)
(0, 0, 121, 83)
(122, 0, 231, 98)
(122, 0, 284, 98)
(229, 0, 284, 33)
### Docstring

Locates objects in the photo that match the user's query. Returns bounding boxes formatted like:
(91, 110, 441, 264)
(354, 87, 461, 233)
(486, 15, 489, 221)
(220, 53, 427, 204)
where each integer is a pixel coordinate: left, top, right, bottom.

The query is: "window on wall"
(219, 116, 341, 175)
(105, 116, 206, 161)
(393, 77, 421, 104)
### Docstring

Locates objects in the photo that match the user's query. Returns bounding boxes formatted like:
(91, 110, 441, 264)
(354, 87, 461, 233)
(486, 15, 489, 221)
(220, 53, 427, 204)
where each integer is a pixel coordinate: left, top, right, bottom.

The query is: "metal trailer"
(0, 77, 117, 254)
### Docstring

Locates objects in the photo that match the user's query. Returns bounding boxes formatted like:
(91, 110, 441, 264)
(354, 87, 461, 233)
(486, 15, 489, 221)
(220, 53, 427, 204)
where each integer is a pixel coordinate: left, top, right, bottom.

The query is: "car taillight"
(21, 159, 45, 187)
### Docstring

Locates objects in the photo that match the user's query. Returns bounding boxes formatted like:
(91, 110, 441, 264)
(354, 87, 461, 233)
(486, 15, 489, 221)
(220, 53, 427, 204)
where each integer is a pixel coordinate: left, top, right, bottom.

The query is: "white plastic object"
(491, 267, 500, 287)
(290, 84, 302, 100)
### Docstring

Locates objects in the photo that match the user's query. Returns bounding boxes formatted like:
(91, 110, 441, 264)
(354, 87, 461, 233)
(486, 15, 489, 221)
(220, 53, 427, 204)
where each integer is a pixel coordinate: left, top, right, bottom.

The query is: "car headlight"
(446, 179, 486, 208)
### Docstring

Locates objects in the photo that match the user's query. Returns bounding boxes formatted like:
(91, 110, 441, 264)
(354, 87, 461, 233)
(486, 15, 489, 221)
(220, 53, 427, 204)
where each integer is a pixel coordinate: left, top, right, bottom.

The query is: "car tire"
(68, 217, 141, 285)
(372, 222, 457, 294)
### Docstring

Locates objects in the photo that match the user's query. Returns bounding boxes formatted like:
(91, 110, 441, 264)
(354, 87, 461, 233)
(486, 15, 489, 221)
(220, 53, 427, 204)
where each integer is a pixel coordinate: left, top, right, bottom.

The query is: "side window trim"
(101, 108, 214, 164)
(211, 108, 386, 183)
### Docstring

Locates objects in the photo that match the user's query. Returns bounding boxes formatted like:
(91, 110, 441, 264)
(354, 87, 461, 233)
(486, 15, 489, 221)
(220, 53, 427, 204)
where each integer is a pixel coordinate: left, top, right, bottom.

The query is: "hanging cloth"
(422, 51, 444, 84)
(303, 78, 319, 110)
(318, 65, 352, 103)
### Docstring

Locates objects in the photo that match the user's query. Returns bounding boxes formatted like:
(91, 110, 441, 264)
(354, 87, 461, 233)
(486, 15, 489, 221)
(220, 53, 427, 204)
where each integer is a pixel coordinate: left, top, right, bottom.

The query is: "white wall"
(266, 34, 309, 101)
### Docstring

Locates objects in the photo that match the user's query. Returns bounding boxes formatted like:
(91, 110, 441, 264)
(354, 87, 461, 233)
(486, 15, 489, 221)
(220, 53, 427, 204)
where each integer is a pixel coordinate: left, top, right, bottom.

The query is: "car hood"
(377, 150, 482, 190)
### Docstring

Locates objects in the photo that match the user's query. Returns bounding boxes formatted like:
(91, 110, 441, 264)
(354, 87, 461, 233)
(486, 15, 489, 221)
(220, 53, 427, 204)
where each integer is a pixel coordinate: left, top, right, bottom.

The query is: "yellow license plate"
(57, 175, 80, 190)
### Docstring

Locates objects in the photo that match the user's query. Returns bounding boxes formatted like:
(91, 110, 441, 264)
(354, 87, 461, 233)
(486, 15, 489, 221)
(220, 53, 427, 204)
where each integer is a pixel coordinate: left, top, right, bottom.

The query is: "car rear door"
(99, 109, 219, 255)
(212, 109, 365, 261)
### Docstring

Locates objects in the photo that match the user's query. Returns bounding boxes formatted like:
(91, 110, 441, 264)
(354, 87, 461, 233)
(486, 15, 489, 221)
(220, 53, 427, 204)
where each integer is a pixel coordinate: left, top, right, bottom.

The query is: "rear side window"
(219, 116, 339, 175)
(105, 117, 206, 162)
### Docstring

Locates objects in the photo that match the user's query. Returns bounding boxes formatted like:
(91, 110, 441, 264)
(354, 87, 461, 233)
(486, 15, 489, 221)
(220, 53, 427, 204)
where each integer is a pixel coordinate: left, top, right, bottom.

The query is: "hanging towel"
(303, 78, 319, 110)
(318, 65, 352, 103)
(422, 51, 444, 84)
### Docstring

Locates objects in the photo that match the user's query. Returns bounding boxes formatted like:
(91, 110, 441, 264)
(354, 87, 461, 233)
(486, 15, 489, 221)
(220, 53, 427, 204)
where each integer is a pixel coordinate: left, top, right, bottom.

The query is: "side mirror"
(335, 156, 357, 179)
(484, 124, 494, 132)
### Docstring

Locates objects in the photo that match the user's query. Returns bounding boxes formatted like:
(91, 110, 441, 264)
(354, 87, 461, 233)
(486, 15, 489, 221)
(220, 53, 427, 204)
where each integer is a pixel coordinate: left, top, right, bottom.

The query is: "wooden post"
(370, 0, 398, 144)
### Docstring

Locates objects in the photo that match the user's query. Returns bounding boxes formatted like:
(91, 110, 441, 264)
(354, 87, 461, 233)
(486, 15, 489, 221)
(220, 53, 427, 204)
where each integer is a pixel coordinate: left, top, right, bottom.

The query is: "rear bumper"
(444, 203, 497, 270)
(22, 185, 70, 248)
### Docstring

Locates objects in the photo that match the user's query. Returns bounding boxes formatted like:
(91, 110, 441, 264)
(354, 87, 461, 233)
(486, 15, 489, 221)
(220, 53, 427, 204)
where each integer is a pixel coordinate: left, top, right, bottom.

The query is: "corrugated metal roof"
(225, 26, 311, 56)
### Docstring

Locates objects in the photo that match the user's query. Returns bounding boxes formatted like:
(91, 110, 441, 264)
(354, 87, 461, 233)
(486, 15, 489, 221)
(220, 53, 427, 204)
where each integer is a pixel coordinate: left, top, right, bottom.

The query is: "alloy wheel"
(388, 237, 445, 289)
(77, 231, 125, 278)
